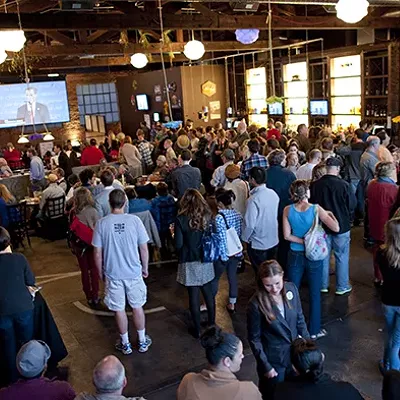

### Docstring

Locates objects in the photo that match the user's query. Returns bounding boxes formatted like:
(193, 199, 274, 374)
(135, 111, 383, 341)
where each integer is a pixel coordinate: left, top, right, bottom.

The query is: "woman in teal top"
(282, 180, 339, 339)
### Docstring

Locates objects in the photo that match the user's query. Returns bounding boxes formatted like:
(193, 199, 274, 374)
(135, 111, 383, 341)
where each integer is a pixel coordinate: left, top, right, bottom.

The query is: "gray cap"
(16, 340, 51, 378)
(222, 149, 235, 161)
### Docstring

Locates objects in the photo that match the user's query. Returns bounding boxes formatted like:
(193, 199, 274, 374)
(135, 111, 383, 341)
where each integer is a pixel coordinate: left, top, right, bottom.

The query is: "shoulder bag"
(218, 212, 243, 257)
(304, 205, 328, 261)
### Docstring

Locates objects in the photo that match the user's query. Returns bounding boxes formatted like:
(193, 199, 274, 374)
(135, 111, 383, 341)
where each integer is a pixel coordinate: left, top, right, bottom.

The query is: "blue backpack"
(202, 222, 220, 263)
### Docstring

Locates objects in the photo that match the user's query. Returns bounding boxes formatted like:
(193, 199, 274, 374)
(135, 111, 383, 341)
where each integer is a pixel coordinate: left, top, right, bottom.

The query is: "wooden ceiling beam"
(39, 31, 76, 46)
(34, 55, 188, 70)
(1, 13, 400, 31)
(23, 40, 293, 57)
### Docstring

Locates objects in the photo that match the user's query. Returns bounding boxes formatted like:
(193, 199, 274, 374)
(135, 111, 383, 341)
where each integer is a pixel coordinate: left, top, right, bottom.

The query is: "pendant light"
(0, 30, 26, 52)
(43, 132, 55, 141)
(183, 39, 205, 61)
(130, 53, 148, 69)
(336, 0, 369, 24)
(0, 50, 7, 65)
(17, 135, 29, 144)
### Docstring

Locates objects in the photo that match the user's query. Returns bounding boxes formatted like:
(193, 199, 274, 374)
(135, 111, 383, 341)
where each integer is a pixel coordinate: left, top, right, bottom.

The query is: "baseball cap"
(16, 340, 51, 378)
(325, 157, 343, 168)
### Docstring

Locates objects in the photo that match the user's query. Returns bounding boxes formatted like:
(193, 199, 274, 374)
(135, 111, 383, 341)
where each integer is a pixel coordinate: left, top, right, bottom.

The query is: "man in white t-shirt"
(92, 189, 152, 355)
(296, 149, 322, 181)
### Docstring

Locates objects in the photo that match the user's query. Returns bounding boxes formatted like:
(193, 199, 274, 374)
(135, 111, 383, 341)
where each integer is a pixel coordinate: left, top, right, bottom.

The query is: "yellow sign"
(201, 80, 216, 97)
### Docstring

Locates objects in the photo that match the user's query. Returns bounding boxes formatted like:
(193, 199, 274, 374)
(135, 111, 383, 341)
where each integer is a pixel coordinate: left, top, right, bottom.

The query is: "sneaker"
(320, 288, 329, 294)
(311, 329, 327, 340)
(335, 286, 353, 296)
(200, 304, 207, 312)
(138, 335, 152, 353)
(115, 341, 133, 355)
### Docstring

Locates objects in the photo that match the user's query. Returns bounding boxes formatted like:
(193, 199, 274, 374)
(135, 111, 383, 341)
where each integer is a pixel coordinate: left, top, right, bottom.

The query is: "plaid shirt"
(240, 153, 268, 181)
(138, 140, 154, 167)
(215, 209, 243, 261)
(151, 194, 177, 232)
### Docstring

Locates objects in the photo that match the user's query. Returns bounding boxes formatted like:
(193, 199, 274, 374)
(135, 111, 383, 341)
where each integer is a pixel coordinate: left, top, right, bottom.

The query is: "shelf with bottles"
(364, 53, 388, 78)
(332, 115, 361, 131)
(364, 104, 388, 118)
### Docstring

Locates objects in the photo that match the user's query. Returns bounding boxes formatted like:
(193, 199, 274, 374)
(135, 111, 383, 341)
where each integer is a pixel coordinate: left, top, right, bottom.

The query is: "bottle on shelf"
(385, 82, 389, 95)
(365, 62, 369, 76)
(365, 104, 370, 117)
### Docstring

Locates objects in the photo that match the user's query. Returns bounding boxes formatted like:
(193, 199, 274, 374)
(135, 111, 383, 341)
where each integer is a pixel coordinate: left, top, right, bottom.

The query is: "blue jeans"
(0, 309, 34, 383)
(350, 179, 364, 220)
(322, 231, 351, 292)
(382, 304, 400, 371)
(287, 249, 322, 336)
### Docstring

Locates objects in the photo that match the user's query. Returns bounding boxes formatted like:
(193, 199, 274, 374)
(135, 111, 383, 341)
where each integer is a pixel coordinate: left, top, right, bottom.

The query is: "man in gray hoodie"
(74, 355, 145, 400)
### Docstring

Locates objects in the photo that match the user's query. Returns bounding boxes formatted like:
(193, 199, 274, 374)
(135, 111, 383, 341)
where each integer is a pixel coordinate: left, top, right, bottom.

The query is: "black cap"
(325, 157, 343, 168)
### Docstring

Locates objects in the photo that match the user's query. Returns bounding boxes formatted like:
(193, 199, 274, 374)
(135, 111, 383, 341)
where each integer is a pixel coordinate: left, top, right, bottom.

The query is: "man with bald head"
(74, 355, 145, 400)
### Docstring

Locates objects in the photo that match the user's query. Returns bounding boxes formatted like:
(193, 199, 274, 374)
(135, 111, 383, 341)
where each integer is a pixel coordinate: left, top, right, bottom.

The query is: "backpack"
(202, 222, 220, 263)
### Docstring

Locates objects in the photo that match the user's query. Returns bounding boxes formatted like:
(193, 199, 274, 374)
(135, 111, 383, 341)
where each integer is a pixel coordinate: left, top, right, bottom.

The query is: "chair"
(41, 196, 68, 240)
(7, 202, 31, 249)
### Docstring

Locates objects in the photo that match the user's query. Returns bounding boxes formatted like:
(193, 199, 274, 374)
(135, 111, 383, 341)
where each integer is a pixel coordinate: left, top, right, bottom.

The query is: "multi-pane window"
(76, 82, 120, 125)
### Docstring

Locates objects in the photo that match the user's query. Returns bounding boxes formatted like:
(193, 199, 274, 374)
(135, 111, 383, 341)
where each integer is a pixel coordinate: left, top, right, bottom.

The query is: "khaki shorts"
(104, 277, 147, 311)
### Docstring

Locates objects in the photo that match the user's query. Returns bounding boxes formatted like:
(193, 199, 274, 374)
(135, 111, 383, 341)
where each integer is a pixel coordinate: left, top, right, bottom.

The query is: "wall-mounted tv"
(310, 100, 329, 116)
(136, 94, 149, 111)
(0, 81, 70, 128)
(268, 102, 283, 115)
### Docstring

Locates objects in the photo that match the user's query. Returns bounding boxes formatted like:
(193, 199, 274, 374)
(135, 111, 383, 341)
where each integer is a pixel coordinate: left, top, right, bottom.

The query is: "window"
(76, 82, 120, 125)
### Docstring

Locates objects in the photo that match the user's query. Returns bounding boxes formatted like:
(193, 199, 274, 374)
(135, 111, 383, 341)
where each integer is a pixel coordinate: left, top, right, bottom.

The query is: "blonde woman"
(119, 136, 142, 178)
(376, 217, 400, 372)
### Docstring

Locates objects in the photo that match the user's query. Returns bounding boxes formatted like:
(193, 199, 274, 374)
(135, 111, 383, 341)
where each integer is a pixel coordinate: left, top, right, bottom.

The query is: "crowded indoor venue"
(0, 0, 400, 399)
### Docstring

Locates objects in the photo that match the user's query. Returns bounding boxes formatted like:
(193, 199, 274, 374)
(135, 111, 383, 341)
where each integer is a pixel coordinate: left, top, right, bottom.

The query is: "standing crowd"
(0, 118, 400, 399)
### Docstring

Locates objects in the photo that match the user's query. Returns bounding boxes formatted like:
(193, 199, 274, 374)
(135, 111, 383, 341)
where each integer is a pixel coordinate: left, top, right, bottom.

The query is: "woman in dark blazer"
(274, 338, 364, 400)
(247, 260, 309, 399)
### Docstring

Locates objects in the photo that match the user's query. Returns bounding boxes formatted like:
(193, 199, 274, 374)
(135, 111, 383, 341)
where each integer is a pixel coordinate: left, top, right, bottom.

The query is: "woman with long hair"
(376, 218, 400, 373)
(212, 188, 242, 313)
(274, 338, 364, 400)
(213, 129, 229, 168)
(283, 180, 339, 340)
(247, 260, 309, 399)
(0, 184, 16, 205)
(70, 187, 100, 305)
(175, 189, 216, 338)
(0, 184, 16, 228)
(178, 326, 262, 400)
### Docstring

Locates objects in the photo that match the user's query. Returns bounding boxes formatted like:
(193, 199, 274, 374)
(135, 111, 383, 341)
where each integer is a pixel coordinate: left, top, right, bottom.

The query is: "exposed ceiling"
(0, 0, 399, 74)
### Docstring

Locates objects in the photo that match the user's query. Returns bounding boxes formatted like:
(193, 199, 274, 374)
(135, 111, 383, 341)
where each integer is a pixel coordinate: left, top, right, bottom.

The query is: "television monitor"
(0, 81, 70, 128)
(268, 102, 283, 115)
(310, 100, 329, 116)
(136, 94, 149, 111)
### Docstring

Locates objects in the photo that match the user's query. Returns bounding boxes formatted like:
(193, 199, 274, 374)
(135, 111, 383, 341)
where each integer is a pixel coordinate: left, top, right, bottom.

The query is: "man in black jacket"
(310, 157, 356, 296)
(54, 144, 72, 179)
(171, 150, 201, 199)
(336, 129, 367, 225)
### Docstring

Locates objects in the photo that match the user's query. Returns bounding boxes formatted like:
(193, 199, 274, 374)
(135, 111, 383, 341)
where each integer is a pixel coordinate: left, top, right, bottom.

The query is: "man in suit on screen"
(17, 87, 50, 125)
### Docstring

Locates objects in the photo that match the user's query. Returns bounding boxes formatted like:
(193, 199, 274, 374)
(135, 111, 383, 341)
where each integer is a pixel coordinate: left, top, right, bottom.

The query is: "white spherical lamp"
(336, 0, 369, 24)
(0, 50, 7, 65)
(183, 40, 205, 61)
(0, 30, 26, 52)
(130, 53, 148, 69)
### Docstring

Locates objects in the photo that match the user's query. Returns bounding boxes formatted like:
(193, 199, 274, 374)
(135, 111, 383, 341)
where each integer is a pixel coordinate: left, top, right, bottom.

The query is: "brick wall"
(0, 70, 136, 150)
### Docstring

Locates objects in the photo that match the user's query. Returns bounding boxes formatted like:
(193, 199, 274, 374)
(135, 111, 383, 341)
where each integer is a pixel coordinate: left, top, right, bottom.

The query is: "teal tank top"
(287, 204, 316, 251)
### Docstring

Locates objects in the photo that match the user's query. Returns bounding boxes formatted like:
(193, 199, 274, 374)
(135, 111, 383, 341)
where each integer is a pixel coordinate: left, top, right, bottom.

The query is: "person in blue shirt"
(125, 187, 151, 214)
(151, 182, 176, 256)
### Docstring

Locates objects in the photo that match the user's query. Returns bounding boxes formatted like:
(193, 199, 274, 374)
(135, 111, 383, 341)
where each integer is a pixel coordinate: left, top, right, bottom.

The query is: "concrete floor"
(20, 226, 384, 399)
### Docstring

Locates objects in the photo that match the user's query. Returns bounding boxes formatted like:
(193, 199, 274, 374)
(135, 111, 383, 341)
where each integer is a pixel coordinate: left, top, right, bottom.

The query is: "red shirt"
(109, 149, 119, 161)
(3, 149, 21, 162)
(0, 377, 76, 400)
(267, 128, 281, 140)
(367, 179, 398, 242)
(80, 146, 104, 166)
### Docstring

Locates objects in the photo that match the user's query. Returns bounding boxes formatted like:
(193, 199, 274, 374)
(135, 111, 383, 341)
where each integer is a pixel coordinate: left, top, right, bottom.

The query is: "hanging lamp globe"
(0, 49, 7, 65)
(130, 53, 148, 69)
(17, 135, 29, 144)
(235, 29, 260, 45)
(336, 0, 369, 24)
(0, 30, 26, 52)
(183, 40, 205, 61)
